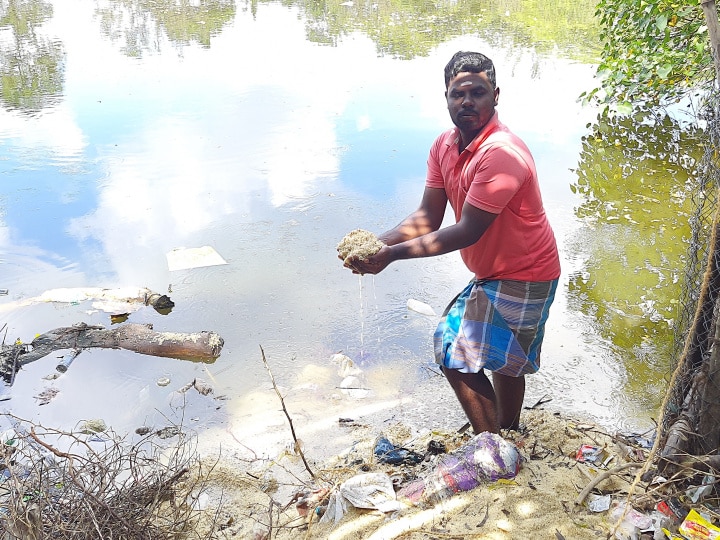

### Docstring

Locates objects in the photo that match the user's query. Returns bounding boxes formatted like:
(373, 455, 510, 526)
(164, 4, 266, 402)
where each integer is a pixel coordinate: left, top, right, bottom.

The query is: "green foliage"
(585, 0, 713, 110)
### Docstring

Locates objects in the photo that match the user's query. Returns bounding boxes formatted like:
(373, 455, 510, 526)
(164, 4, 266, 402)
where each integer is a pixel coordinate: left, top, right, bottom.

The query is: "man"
(343, 51, 561, 434)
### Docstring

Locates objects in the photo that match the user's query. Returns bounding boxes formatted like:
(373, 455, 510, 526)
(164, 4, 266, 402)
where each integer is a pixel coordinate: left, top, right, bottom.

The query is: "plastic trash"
(319, 473, 401, 525)
(1, 429, 17, 448)
(656, 498, 685, 524)
(79, 419, 107, 434)
(575, 444, 613, 464)
(407, 298, 437, 316)
(686, 474, 715, 504)
(374, 435, 424, 465)
(587, 493, 611, 512)
(331, 353, 363, 377)
(677, 509, 720, 539)
(294, 487, 330, 517)
(648, 511, 672, 540)
(339, 375, 369, 399)
(610, 501, 653, 540)
(56, 349, 81, 373)
(166, 246, 227, 271)
(397, 431, 520, 504)
(340, 473, 399, 510)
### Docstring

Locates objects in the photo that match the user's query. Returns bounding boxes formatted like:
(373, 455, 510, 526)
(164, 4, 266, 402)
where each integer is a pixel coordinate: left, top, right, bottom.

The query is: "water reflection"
(0, 0, 64, 113)
(0, 0, 700, 455)
(569, 110, 702, 413)
(86, 0, 601, 62)
(94, 0, 236, 56)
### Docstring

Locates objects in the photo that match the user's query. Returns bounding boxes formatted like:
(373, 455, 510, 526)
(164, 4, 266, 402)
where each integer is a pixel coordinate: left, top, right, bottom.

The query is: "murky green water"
(0, 0, 699, 457)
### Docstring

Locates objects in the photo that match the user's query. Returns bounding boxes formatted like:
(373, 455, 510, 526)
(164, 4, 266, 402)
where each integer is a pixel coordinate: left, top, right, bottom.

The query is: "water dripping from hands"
(358, 274, 364, 362)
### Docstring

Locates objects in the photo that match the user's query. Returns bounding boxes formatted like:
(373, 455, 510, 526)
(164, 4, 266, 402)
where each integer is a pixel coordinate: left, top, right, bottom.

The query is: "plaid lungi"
(433, 279, 558, 377)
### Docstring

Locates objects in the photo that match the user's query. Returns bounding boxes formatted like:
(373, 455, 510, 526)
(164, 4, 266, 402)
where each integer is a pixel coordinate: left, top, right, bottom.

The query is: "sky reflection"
(0, 0, 661, 447)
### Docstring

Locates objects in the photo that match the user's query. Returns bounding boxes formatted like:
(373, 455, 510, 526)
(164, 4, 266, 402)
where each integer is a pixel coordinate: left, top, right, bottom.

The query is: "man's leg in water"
(492, 372, 525, 430)
(442, 367, 499, 434)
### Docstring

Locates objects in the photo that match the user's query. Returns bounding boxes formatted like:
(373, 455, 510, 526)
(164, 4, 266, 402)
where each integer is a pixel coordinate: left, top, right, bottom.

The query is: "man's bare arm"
(388, 201, 496, 259)
(378, 187, 448, 246)
(349, 200, 497, 275)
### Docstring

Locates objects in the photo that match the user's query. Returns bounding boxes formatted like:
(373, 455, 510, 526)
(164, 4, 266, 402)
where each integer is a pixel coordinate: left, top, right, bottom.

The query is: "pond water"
(0, 0, 696, 458)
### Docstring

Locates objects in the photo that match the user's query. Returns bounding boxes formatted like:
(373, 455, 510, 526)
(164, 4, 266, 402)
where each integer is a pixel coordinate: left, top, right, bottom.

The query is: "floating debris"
(80, 419, 107, 434)
(166, 246, 227, 271)
(34, 387, 59, 406)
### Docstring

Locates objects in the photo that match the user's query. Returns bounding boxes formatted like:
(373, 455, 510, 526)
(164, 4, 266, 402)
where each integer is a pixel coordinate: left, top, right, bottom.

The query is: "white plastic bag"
(320, 473, 400, 525)
(340, 472, 399, 512)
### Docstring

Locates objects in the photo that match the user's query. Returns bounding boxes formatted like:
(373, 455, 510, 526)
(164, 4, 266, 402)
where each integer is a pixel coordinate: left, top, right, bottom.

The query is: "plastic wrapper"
(677, 509, 720, 539)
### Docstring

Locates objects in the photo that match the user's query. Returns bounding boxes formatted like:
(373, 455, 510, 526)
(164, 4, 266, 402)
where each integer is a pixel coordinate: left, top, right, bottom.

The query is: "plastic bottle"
(398, 432, 520, 504)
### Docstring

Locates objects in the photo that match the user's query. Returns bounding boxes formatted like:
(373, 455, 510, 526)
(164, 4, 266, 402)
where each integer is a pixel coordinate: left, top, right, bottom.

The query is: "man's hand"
(343, 246, 393, 275)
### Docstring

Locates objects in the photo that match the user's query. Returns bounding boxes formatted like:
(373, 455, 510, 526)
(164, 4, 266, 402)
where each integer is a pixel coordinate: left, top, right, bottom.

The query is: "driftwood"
(1, 323, 223, 383)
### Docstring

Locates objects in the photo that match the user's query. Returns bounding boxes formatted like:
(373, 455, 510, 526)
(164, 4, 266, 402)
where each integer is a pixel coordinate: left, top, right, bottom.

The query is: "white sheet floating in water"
(166, 246, 227, 271)
(406, 298, 437, 316)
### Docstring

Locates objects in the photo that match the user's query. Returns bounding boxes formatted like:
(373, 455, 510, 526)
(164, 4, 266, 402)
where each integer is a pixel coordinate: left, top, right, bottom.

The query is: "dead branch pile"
(0, 415, 221, 539)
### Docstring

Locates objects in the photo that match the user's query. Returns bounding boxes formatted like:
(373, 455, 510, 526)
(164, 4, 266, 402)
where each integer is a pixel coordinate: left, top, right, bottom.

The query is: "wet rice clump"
(336, 229, 385, 264)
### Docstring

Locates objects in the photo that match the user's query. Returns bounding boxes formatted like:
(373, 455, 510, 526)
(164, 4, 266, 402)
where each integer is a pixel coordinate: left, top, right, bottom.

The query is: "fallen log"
(1, 323, 223, 383)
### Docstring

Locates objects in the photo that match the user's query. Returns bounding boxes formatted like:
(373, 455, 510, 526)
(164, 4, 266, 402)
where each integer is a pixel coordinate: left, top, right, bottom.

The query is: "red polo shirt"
(426, 113, 561, 282)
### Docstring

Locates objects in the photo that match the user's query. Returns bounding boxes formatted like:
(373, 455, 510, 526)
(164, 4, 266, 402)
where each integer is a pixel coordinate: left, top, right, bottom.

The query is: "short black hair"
(444, 51, 496, 88)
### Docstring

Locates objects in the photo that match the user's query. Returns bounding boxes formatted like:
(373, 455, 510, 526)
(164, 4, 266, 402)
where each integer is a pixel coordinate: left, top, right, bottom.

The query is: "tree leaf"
(616, 102, 634, 115)
(655, 13, 668, 32)
(657, 64, 672, 78)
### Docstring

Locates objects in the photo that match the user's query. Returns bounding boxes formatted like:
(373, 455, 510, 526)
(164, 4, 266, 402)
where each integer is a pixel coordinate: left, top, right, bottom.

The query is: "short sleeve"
(426, 133, 449, 189)
(465, 144, 530, 213)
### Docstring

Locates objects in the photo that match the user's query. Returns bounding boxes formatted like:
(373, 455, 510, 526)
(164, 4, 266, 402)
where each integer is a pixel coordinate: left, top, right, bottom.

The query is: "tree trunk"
(700, 0, 720, 90)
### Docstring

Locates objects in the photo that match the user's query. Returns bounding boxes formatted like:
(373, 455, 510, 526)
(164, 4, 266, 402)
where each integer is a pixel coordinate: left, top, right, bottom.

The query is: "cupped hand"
(343, 246, 392, 275)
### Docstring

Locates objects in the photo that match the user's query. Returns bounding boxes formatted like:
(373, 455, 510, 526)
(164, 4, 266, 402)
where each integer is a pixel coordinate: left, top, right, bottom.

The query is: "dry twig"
(259, 345, 315, 480)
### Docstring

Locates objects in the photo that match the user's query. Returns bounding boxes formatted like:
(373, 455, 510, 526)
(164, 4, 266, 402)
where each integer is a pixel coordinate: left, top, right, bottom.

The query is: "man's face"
(446, 71, 499, 137)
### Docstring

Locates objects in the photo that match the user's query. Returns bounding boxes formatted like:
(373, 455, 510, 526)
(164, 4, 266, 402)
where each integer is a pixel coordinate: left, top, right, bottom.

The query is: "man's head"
(444, 51, 496, 89)
(444, 51, 499, 145)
